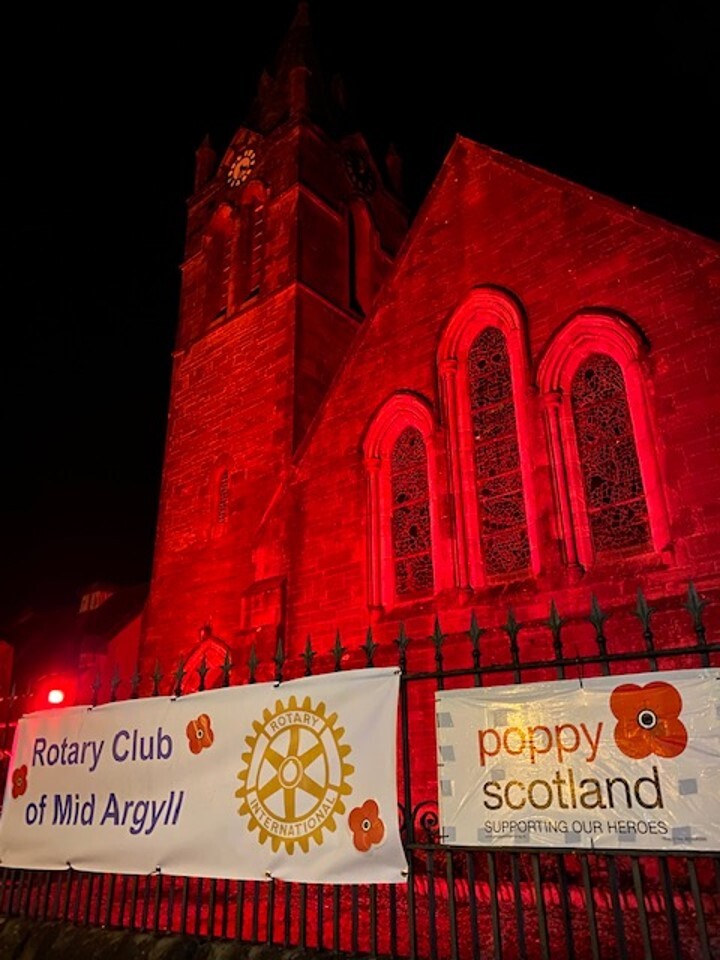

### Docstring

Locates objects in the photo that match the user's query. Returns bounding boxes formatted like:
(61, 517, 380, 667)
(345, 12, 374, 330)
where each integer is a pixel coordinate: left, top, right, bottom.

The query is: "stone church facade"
(139, 3, 720, 687)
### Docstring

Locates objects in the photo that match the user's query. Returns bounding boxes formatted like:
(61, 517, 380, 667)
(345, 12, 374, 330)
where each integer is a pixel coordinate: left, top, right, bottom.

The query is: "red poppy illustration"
(610, 681, 688, 759)
(186, 714, 214, 754)
(11, 765, 28, 799)
(349, 799, 385, 852)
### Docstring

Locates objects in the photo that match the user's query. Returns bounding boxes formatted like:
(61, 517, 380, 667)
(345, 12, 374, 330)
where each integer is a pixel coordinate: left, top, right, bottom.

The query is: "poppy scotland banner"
(436, 669, 720, 851)
(0, 668, 407, 882)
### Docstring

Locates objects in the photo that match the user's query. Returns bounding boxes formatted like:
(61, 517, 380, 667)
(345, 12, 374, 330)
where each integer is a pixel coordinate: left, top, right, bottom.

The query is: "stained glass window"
(571, 353, 650, 553)
(469, 327, 530, 575)
(390, 427, 434, 598)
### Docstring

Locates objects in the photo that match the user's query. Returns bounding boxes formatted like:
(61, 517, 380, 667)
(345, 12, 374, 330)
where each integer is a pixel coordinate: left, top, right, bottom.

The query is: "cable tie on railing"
(264, 870, 273, 880)
(273, 680, 281, 689)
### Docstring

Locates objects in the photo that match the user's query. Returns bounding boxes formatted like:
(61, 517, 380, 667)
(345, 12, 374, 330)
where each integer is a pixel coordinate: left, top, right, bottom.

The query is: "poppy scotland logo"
(11, 765, 28, 799)
(610, 681, 688, 759)
(349, 799, 385, 852)
(186, 714, 214, 754)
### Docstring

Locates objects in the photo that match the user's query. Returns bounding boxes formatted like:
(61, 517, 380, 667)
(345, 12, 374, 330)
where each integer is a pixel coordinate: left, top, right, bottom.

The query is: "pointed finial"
(194, 135, 216, 192)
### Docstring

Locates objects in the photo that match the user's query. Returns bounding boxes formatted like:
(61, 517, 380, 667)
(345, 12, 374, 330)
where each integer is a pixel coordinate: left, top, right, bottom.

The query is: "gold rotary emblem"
(236, 695, 354, 854)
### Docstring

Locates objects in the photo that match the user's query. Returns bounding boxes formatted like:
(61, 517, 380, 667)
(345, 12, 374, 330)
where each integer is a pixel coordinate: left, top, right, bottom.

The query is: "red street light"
(33, 674, 76, 711)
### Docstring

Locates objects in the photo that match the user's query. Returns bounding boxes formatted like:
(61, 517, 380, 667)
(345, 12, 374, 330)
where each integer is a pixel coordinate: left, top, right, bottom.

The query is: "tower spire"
(247, 1, 341, 133)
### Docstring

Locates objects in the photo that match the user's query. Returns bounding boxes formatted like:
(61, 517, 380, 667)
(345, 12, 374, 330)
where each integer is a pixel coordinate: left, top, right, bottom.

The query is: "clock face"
(227, 148, 257, 187)
(344, 150, 376, 195)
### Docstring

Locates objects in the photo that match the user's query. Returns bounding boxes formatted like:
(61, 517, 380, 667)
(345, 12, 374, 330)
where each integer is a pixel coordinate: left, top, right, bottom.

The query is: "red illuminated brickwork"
(139, 6, 720, 687)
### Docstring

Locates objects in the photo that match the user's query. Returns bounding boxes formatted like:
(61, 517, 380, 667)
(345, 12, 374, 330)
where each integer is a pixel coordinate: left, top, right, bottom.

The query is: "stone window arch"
(203, 204, 234, 323)
(438, 287, 539, 589)
(537, 311, 670, 569)
(232, 181, 268, 307)
(363, 393, 446, 610)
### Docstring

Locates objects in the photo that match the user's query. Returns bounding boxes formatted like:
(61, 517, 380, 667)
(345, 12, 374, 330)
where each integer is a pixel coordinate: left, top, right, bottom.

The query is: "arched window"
(348, 200, 375, 316)
(363, 393, 447, 610)
(203, 206, 234, 322)
(438, 287, 539, 589)
(390, 427, 434, 598)
(538, 312, 670, 569)
(232, 182, 268, 307)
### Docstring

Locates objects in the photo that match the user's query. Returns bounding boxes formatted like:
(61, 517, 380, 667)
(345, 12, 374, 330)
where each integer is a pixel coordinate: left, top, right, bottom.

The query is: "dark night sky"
(1, 1, 718, 622)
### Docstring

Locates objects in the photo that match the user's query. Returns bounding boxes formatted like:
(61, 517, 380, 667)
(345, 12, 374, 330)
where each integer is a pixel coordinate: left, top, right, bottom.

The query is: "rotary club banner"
(436, 669, 720, 851)
(0, 668, 407, 883)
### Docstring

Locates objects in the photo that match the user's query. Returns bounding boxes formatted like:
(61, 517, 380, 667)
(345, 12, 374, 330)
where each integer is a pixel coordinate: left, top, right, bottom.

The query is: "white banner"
(0, 668, 407, 883)
(437, 669, 720, 851)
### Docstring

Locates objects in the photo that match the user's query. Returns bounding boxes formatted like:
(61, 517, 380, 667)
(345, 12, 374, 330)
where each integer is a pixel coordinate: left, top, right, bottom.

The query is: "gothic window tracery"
(571, 353, 650, 553)
(437, 288, 539, 589)
(537, 312, 669, 570)
(390, 427, 434, 597)
(469, 328, 530, 574)
(363, 394, 444, 610)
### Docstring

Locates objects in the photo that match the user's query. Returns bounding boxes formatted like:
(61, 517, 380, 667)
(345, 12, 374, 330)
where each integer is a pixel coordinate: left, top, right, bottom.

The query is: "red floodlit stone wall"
(273, 139, 720, 659)
(141, 128, 718, 703)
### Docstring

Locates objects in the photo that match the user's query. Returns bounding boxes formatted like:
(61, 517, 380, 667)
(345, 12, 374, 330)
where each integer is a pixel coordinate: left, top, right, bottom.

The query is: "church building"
(137, 3, 719, 688)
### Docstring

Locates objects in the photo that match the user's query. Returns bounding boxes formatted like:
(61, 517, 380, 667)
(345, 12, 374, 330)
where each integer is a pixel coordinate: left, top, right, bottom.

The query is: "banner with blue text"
(0, 668, 407, 882)
(437, 669, 720, 851)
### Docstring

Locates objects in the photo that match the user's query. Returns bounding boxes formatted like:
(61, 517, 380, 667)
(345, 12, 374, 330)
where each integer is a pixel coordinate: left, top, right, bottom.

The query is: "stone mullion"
(439, 358, 473, 590)
(542, 390, 582, 570)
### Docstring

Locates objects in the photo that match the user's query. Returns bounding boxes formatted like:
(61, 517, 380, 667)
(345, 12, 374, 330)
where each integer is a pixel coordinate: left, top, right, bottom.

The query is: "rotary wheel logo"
(236, 695, 354, 854)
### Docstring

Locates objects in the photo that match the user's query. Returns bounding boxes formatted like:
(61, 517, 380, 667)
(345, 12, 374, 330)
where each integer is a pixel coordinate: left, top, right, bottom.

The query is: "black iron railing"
(0, 583, 718, 960)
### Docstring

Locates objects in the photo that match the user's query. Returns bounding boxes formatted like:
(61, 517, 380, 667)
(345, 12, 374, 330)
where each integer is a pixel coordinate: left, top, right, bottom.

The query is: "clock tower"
(141, 2, 408, 677)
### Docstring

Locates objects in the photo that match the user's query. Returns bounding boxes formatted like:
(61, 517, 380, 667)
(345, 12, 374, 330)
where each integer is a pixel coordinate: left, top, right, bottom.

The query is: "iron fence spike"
(248, 644, 258, 683)
(152, 661, 163, 697)
(173, 659, 186, 697)
(221, 650, 233, 686)
(302, 634, 316, 676)
(363, 626, 378, 667)
(332, 629, 346, 671)
(685, 581, 707, 624)
(546, 599, 565, 635)
(633, 588, 655, 629)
